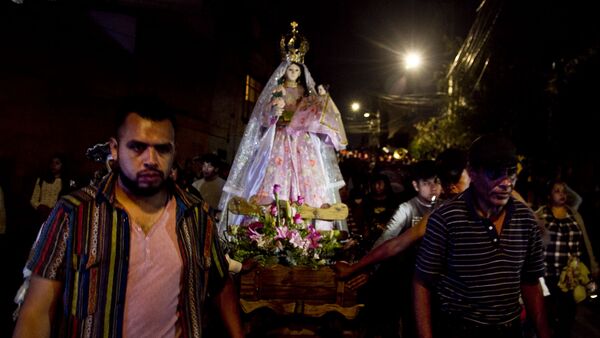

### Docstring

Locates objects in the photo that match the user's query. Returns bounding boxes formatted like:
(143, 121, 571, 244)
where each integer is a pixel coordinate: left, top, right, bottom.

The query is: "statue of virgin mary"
(219, 22, 348, 234)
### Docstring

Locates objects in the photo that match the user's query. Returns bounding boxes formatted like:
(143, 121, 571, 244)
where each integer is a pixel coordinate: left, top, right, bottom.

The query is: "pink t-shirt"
(123, 197, 182, 337)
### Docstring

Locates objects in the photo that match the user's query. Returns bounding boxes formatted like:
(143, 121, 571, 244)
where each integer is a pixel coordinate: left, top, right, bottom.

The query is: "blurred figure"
(372, 160, 441, 247)
(366, 160, 441, 338)
(192, 153, 225, 213)
(29, 154, 73, 227)
(435, 148, 471, 199)
(363, 173, 398, 248)
(536, 179, 598, 338)
(171, 161, 201, 199)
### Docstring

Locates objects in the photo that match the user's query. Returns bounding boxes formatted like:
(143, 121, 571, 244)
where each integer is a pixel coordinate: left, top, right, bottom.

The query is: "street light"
(351, 102, 361, 112)
(403, 51, 423, 71)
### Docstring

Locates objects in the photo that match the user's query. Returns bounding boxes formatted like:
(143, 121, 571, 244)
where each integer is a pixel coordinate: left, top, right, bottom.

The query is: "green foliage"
(409, 106, 475, 159)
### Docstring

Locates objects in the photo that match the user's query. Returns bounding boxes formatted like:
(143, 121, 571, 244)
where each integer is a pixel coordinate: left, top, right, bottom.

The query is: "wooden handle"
(227, 196, 348, 221)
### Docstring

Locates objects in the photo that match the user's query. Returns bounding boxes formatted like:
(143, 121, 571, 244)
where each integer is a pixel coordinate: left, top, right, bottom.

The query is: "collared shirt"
(25, 172, 229, 338)
(415, 187, 545, 325)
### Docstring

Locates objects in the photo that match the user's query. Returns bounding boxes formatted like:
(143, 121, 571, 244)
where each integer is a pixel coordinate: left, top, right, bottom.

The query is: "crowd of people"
(2, 23, 599, 338)
(0, 82, 597, 338)
(1, 102, 598, 338)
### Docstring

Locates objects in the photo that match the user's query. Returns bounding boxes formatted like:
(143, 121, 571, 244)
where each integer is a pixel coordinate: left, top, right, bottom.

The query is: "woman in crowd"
(30, 154, 72, 225)
(536, 179, 598, 337)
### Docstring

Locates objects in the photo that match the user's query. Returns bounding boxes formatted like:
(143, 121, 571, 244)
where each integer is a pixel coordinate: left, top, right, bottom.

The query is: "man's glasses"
(483, 166, 518, 181)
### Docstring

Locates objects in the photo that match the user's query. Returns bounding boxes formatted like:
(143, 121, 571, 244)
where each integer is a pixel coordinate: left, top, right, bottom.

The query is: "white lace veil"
(219, 61, 312, 200)
(218, 60, 346, 235)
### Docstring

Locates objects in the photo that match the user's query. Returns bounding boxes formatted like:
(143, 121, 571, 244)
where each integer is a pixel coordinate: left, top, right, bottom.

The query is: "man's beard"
(118, 168, 166, 197)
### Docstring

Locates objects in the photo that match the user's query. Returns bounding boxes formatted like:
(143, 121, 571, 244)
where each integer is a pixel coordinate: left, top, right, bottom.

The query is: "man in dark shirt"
(413, 134, 550, 338)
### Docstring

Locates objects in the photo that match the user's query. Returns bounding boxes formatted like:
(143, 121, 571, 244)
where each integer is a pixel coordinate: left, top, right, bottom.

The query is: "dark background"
(1, 0, 600, 335)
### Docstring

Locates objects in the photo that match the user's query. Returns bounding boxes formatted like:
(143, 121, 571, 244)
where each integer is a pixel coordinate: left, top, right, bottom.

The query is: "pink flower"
(270, 204, 278, 216)
(289, 231, 309, 250)
(248, 228, 263, 243)
(297, 195, 305, 205)
(274, 226, 289, 240)
(293, 213, 303, 224)
(306, 225, 322, 249)
(273, 184, 281, 195)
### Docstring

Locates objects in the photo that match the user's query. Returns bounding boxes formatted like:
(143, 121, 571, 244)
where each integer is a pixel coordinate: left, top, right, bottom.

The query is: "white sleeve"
(372, 203, 409, 248)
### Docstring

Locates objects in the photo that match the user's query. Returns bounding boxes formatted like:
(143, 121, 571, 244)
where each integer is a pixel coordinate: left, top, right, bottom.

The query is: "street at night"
(1, 0, 599, 337)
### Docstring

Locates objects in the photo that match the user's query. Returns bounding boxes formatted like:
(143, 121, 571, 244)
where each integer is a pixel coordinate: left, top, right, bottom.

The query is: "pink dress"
(253, 86, 333, 208)
(219, 61, 347, 233)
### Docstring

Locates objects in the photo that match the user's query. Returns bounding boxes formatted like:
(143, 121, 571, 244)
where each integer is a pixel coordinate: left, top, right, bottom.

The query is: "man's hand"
(346, 272, 369, 290)
(333, 260, 354, 279)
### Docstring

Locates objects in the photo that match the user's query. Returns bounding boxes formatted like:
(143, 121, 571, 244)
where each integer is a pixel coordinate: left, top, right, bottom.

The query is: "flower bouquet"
(225, 184, 342, 268)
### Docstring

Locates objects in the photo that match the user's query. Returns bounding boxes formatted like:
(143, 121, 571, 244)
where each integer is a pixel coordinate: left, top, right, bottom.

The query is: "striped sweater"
(415, 187, 545, 325)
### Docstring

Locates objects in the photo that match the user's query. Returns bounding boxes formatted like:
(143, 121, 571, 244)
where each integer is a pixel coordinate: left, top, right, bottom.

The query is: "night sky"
(1, 0, 599, 164)
(236, 1, 600, 160)
(255, 0, 480, 107)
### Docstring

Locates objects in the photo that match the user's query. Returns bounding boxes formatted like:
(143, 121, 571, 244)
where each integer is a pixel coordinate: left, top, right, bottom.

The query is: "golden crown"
(280, 21, 309, 64)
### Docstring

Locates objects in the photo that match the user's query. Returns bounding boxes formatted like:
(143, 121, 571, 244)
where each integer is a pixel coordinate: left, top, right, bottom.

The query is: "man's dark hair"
(436, 148, 467, 188)
(199, 153, 222, 169)
(410, 160, 438, 182)
(114, 95, 177, 138)
(41, 153, 67, 184)
(468, 134, 517, 170)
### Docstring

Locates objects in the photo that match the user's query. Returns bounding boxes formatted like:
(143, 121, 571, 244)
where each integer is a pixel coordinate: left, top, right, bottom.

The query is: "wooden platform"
(238, 264, 364, 337)
(228, 196, 362, 336)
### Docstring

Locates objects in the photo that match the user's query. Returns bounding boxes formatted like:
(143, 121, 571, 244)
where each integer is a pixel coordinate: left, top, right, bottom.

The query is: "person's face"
(373, 179, 386, 195)
(339, 185, 349, 201)
(50, 157, 63, 176)
(447, 169, 471, 195)
(469, 165, 517, 209)
(202, 162, 218, 179)
(317, 85, 327, 96)
(285, 64, 302, 82)
(110, 113, 175, 196)
(413, 177, 442, 202)
(550, 182, 567, 206)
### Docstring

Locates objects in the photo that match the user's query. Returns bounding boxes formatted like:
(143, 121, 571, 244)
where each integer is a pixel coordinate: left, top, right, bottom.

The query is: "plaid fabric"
(537, 206, 583, 278)
(25, 172, 229, 338)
